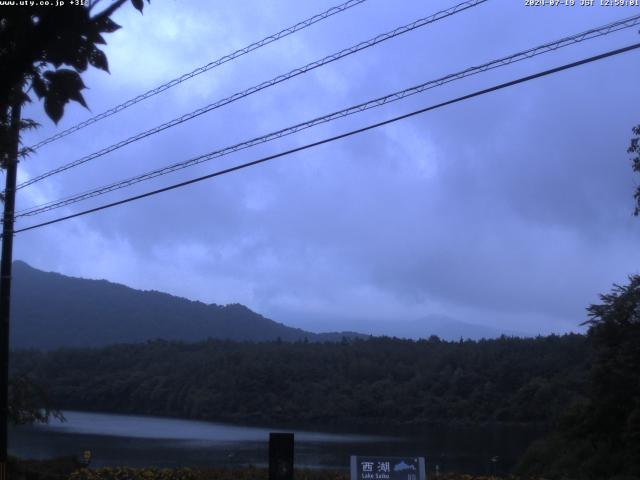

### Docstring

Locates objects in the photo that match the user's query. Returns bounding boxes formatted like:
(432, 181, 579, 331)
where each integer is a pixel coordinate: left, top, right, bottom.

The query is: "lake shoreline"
(38, 407, 550, 437)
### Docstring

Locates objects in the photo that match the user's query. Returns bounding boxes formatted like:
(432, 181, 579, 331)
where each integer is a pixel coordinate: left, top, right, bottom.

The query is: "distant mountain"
(396, 314, 525, 340)
(10, 261, 363, 350)
(281, 313, 525, 342)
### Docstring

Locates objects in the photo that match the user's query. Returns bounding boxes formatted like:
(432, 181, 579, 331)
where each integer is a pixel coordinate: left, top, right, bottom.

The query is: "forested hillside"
(10, 261, 362, 349)
(12, 334, 589, 428)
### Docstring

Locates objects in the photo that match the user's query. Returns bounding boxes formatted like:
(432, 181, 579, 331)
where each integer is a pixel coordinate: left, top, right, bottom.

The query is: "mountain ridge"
(10, 260, 364, 349)
(10, 260, 527, 350)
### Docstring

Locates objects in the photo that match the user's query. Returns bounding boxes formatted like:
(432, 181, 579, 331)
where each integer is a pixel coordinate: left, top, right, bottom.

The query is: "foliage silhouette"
(629, 124, 640, 215)
(0, 0, 149, 125)
(7, 374, 64, 426)
(12, 334, 589, 428)
(1, 0, 151, 427)
(517, 277, 640, 479)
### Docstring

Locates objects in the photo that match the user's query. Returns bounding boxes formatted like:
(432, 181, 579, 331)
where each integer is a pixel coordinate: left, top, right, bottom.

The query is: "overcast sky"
(14, 0, 640, 337)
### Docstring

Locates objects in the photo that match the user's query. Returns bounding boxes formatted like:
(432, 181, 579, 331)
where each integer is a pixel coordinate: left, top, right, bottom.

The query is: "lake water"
(9, 411, 543, 475)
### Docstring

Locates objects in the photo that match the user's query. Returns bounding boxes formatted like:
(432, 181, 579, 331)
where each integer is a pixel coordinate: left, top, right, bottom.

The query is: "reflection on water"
(26, 411, 384, 443)
(9, 410, 543, 474)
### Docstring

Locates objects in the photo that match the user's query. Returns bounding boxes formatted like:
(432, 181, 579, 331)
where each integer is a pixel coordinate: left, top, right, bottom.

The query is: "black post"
(269, 432, 294, 480)
(0, 100, 21, 480)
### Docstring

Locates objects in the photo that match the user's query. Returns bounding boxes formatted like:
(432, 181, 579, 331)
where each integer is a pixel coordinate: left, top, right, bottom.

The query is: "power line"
(15, 13, 640, 219)
(15, 0, 487, 191)
(12, 42, 640, 236)
(26, 0, 370, 152)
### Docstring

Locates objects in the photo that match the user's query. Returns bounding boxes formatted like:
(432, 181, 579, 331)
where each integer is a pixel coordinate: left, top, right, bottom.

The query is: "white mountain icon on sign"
(393, 462, 416, 472)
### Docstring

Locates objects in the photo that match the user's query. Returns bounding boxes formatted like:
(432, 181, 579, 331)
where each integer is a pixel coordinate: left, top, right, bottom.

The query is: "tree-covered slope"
(12, 334, 589, 428)
(10, 261, 361, 349)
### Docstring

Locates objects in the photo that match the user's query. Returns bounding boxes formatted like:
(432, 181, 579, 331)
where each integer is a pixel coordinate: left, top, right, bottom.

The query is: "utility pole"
(0, 99, 21, 480)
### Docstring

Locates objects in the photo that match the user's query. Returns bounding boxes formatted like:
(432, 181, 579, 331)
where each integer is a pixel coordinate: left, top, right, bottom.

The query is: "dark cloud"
(13, 0, 640, 337)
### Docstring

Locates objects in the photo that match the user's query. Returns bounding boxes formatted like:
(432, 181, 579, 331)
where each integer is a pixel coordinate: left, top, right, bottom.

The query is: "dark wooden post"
(0, 99, 21, 480)
(269, 432, 294, 480)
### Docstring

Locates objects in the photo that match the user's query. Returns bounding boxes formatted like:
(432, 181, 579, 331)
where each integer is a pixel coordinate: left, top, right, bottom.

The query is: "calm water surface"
(9, 411, 543, 474)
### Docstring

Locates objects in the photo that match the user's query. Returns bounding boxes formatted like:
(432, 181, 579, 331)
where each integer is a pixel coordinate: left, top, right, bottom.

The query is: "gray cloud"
(13, 0, 640, 337)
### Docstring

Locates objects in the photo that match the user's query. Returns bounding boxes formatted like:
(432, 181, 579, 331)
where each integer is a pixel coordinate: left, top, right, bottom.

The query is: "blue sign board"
(350, 456, 426, 480)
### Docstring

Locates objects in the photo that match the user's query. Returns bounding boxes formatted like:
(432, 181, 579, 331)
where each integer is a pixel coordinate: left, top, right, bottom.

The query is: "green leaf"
(44, 95, 65, 124)
(31, 74, 47, 99)
(43, 40, 67, 68)
(86, 28, 106, 45)
(88, 47, 109, 73)
(94, 16, 121, 33)
(42, 69, 89, 120)
(68, 89, 87, 109)
(19, 119, 41, 131)
(69, 51, 89, 72)
(44, 69, 86, 94)
(131, 0, 144, 12)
